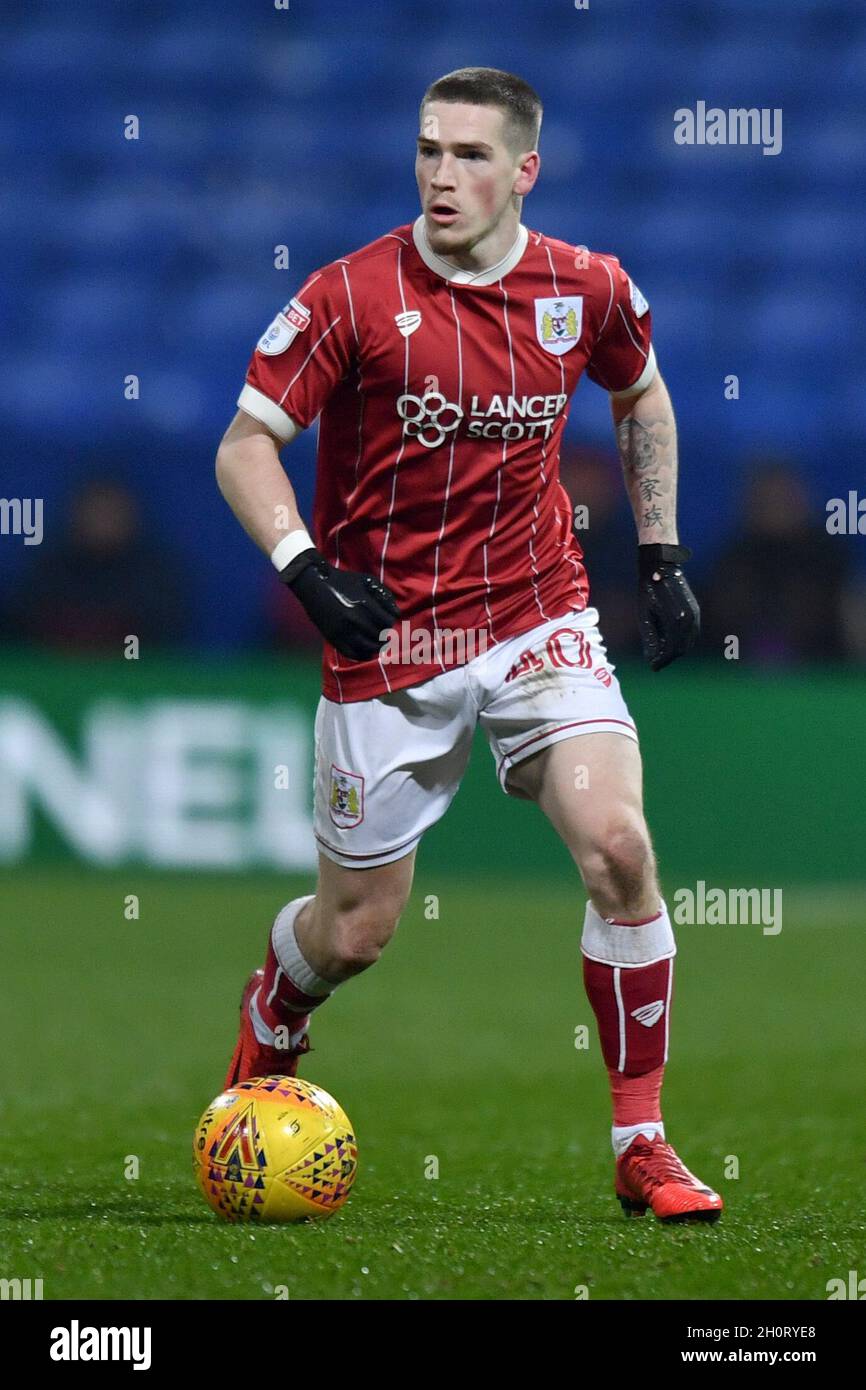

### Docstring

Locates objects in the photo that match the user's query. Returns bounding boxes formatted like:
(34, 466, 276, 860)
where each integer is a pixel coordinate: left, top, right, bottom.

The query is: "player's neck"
(414, 215, 528, 287)
(441, 215, 523, 273)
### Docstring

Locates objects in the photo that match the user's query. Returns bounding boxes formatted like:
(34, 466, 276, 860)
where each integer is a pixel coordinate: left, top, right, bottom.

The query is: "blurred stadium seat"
(1, 0, 863, 648)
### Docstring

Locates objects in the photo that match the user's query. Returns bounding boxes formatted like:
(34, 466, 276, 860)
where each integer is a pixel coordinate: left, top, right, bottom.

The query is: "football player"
(216, 67, 718, 1222)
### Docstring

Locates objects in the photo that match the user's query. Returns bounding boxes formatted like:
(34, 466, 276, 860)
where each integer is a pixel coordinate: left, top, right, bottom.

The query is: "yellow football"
(193, 1075, 358, 1222)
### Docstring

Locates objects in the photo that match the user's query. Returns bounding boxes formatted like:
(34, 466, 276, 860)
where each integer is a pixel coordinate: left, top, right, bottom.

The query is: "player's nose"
(431, 155, 457, 187)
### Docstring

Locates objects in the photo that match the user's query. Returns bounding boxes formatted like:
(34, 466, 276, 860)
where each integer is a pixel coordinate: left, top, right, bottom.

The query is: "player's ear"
(513, 150, 540, 197)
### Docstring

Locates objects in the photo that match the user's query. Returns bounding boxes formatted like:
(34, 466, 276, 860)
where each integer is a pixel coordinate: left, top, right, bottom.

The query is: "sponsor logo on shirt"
(285, 297, 311, 332)
(397, 391, 464, 448)
(396, 391, 568, 447)
(466, 393, 568, 441)
(535, 296, 583, 356)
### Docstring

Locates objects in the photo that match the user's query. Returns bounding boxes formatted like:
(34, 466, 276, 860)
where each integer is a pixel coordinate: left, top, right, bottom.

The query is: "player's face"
(416, 101, 537, 258)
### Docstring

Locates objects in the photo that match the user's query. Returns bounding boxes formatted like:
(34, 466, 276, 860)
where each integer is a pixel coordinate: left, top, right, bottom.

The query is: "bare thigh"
(507, 732, 660, 919)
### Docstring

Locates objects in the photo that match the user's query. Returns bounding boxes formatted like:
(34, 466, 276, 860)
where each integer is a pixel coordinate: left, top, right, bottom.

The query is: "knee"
(582, 816, 655, 900)
(322, 895, 404, 977)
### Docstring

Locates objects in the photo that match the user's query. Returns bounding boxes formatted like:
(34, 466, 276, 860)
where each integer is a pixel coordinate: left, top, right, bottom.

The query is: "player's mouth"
(428, 202, 461, 226)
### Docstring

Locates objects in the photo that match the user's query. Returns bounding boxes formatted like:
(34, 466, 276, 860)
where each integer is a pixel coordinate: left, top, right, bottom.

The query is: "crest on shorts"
(329, 764, 364, 829)
(535, 296, 583, 356)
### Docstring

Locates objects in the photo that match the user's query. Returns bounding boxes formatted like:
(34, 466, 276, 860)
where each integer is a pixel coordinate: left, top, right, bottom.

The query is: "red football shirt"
(239, 219, 654, 701)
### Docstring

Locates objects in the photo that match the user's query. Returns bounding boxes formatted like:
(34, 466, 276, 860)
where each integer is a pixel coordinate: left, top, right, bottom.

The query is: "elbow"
(215, 442, 236, 497)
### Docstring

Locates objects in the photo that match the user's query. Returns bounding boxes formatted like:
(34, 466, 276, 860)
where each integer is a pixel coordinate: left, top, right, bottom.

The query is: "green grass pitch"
(1, 868, 863, 1301)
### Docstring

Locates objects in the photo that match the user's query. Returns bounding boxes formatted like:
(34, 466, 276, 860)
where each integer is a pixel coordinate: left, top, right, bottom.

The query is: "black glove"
(279, 548, 401, 661)
(637, 543, 700, 671)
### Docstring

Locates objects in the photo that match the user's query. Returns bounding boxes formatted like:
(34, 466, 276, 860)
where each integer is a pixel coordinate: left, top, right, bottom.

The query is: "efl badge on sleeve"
(535, 296, 583, 356)
(628, 278, 649, 317)
(328, 765, 364, 829)
(257, 297, 311, 355)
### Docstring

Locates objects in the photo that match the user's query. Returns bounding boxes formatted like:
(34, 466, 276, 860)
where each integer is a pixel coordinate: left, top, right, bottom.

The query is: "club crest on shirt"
(257, 297, 311, 355)
(535, 296, 583, 355)
(329, 764, 364, 829)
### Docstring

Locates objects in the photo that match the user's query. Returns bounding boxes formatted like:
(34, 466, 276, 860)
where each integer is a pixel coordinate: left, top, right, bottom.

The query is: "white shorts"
(312, 607, 637, 868)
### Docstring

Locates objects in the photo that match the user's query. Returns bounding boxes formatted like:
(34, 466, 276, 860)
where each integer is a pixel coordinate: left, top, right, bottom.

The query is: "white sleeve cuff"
(609, 344, 657, 399)
(237, 384, 301, 443)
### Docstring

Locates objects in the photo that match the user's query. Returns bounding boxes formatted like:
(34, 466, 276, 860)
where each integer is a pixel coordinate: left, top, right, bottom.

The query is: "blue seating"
(1, 0, 862, 646)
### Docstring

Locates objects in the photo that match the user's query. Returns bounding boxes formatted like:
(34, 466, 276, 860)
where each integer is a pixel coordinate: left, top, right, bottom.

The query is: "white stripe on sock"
(613, 967, 626, 1072)
(249, 987, 276, 1046)
(249, 987, 309, 1050)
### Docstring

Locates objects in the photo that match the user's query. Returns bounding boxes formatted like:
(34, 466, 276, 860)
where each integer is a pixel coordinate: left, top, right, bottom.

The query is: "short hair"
(420, 67, 543, 154)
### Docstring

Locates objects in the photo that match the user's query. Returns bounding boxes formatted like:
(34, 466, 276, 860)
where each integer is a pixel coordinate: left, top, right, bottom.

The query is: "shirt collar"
(412, 215, 529, 286)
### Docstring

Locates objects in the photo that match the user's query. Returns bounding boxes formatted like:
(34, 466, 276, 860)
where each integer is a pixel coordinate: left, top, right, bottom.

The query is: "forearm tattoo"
(614, 409, 678, 543)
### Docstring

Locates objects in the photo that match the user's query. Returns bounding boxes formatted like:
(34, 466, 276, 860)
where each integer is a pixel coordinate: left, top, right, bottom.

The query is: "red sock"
(257, 933, 324, 1036)
(608, 1064, 664, 1125)
(583, 954, 673, 1125)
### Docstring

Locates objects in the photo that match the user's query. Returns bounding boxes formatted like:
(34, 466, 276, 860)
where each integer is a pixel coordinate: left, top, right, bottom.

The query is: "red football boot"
(615, 1134, 723, 1223)
(223, 969, 311, 1089)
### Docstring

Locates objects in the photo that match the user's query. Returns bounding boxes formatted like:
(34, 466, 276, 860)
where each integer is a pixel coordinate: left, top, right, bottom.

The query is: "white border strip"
(581, 898, 676, 966)
(237, 383, 301, 443)
(609, 344, 657, 399)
